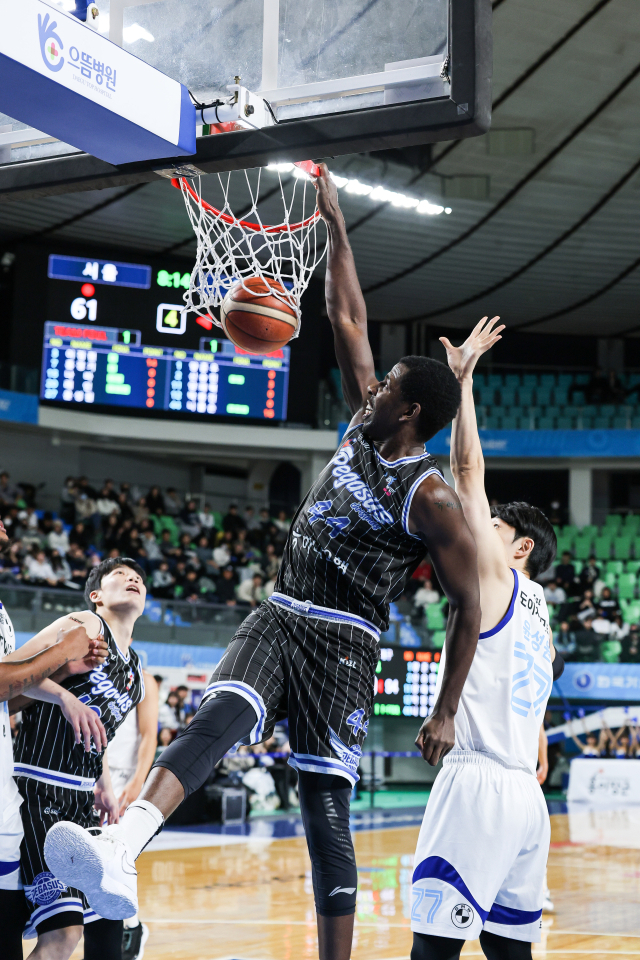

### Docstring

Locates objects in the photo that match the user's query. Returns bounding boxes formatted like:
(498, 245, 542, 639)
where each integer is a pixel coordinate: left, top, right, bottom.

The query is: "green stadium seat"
(581, 405, 597, 417)
(631, 417, 640, 428)
(565, 406, 582, 418)
(623, 516, 640, 533)
(546, 406, 561, 418)
(578, 416, 593, 429)
(604, 515, 622, 530)
(540, 374, 556, 387)
(600, 405, 616, 417)
(573, 535, 593, 560)
(622, 602, 640, 624)
(594, 417, 611, 429)
(581, 525, 598, 538)
(488, 374, 503, 388)
(538, 417, 555, 429)
(474, 373, 486, 388)
(500, 417, 518, 430)
(573, 559, 584, 574)
(212, 511, 223, 530)
(562, 525, 578, 538)
(626, 560, 640, 574)
(556, 417, 573, 429)
(522, 374, 538, 388)
(555, 537, 573, 556)
(601, 640, 622, 663)
(517, 416, 533, 430)
(426, 606, 446, 630)
(605, 560, 624, 576)
(499, 389, 517, 406)
(575, 374, 590, 385)
(602, 571, 617, 590)
(593, 536, 612, 560)
(536, 388, 552, 406)
(484, 416, 499, 429)
(572, 391, 586, 406)
(518, 388, 534, 406)
(431, 630, 446, 650)
(558, 374, 573, 388)
(479, 389, 495, 405)
(614, 536, 632, 560)
(618, 573, 636, 599)
(553, 389, 569, 406)
(505, 374, 521, 388)
(510, 406, 524, 418)
(493, 406, 506, 419)
(613, 417, 628, 429)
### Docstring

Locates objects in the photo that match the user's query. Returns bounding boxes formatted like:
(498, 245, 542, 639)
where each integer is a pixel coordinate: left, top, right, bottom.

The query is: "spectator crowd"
(0, 472, 292, 608)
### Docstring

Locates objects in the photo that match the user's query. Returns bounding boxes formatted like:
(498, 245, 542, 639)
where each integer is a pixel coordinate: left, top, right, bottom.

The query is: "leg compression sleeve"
(154, 691, 256, 798)
(480, 930, 533, 960)
(411, 932, 464, 960)
(84, 918, 125, 960)
(297, 771, 357, 918)
(0, 890, 30, 960)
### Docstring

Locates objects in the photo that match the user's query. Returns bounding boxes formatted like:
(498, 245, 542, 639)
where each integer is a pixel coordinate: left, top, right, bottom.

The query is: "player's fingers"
(439, 337, 453, 351)
(71, 715, 82, 745)
(80, 715, 91, 752)
(92, 715, 107, 751)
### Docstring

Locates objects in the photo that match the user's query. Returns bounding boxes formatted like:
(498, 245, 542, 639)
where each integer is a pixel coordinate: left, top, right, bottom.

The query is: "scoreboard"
(41, 324, 289, 420)
(374, 647, 441, 719)
(39, 253, 291, 423)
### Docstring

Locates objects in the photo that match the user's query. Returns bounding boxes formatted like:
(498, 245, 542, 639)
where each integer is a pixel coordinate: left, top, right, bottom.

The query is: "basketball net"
(172, 161, 327, 338)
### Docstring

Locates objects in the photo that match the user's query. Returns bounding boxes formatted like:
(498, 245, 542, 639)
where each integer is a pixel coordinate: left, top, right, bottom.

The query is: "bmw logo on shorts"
(451, 903, 474, 928)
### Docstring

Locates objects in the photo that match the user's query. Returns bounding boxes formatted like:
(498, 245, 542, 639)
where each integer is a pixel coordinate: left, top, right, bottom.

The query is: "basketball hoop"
(171, 161, 327, 338)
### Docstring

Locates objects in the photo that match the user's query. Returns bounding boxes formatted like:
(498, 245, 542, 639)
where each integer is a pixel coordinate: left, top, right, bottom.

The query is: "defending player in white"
(410, 318, 564, 960)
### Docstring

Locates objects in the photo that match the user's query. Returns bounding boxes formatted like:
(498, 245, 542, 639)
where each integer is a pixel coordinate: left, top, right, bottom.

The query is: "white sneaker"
(44, 821, 138, 920)
(542, 895, 555, 913)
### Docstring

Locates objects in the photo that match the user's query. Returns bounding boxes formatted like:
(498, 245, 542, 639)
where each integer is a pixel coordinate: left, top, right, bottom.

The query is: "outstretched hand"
(312, 162, 343, 227)
(440, 316, 504, 383)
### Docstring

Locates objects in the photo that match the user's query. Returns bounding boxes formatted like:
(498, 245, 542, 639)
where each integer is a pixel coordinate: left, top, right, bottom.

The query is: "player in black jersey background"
(6, 557, 146, 960)
(46, 166, 482, 960)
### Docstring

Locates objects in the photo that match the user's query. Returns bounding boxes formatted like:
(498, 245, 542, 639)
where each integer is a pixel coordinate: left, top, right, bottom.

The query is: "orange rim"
(171, 161, 322, 234)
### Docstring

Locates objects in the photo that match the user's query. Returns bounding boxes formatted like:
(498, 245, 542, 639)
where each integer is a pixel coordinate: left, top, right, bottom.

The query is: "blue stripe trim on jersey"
(375, 446, 435, 467)
(269, 594, 380, 640)
(401, 468, 446, 539)
(486, 902, 542, 926)
(0, 859, 20, 876)
(479, 568, 519, 639)
(13, 763, 96, 790)
(202, 681, 266, 743)
(288, 752, 359, 785)
(412, 856, 488, 922)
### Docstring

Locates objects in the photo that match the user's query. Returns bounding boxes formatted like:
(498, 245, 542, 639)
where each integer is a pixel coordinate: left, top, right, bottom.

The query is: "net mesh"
(175, 168, 328, 338)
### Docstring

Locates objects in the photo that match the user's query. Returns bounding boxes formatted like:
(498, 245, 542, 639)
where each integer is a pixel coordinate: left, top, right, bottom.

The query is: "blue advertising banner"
(0, 390, 38, 424)
(338, 424, 640, 459)
(553, 663, 640, 700)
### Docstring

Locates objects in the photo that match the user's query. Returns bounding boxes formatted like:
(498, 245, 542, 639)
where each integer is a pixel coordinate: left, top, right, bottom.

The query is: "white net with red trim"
(173, 164, 327, 339)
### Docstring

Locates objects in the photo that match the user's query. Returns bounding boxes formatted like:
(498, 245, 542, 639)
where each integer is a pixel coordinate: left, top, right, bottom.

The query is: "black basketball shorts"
(16, 775, 98, 936)
(201, 595, 380, 785)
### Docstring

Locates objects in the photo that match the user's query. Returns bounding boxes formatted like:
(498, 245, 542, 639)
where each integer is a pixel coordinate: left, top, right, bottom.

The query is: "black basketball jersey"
(14, 614, 144, 786)
(276, 423, 444, 631)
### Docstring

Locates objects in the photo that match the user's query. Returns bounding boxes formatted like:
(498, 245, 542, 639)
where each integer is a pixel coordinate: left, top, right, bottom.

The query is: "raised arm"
(408, 476, 481, 765)
(314, 164, 376, 417)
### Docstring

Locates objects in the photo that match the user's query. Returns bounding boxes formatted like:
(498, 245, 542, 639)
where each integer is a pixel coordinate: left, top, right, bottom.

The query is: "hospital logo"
(29, 871, 67, 906)
(38, 14, 65, 73)
(573, 671, 594, 691)
(451, 903, 474, 928)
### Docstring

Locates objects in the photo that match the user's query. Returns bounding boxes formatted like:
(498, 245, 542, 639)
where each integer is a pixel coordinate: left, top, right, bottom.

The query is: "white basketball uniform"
(412, 569, 553, 943)
(0, 602, 23, 891)
(107, 702, 141, 799)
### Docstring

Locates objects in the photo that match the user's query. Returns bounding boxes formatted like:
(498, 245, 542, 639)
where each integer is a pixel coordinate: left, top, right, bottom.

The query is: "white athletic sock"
(110, 800, 164, 861)
(124, 913, 140, 929)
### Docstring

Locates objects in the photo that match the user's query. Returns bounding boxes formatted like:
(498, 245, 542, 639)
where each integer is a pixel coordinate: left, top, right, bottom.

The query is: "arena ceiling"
(1, 0, 640, 337)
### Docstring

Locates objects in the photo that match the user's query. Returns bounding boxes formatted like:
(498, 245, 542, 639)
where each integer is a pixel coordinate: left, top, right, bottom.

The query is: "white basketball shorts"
(0, 790, 24, 890)
(411, 752, 550, 943)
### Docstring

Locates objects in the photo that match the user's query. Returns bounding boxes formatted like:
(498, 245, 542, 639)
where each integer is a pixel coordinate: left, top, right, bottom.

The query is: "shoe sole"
(139, 923, 150, 959)
(44, 822, 138, 920)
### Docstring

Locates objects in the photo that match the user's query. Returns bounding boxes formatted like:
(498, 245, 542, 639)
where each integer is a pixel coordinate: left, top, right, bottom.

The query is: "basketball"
(220, 277, 299, 354)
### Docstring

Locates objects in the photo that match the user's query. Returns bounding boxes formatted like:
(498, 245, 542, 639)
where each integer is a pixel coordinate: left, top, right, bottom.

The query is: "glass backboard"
(0, 0, 491, 198)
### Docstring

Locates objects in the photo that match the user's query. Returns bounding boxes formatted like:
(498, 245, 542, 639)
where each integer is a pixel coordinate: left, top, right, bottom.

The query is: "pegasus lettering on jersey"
(88, 667, 134, 715)
(276, 424, 444, 631)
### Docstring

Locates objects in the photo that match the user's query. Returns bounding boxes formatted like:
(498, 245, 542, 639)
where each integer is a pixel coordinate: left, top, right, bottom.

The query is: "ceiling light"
(123, 23, 155, 43)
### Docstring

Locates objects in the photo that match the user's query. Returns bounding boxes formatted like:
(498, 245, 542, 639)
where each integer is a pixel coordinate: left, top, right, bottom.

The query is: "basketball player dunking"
(410, 318, 565, 960)
(46, 165, 481, 960)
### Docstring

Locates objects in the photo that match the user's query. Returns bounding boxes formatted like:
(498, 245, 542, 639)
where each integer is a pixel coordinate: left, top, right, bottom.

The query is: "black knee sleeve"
(154, 691, 256, 798)
(298, 771, 357, 918)
(411, 932, 464, 960)
(0, 890, 30, 960)
(479, 930, 532, 960)
(83, 918, 124, 960)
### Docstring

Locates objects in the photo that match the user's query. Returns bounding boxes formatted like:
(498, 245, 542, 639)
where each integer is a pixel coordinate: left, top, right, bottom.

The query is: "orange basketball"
(220, 277, 299, 354)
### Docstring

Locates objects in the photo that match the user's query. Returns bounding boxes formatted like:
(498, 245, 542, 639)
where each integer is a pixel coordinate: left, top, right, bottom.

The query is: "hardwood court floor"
(25, 808, 640, 959)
